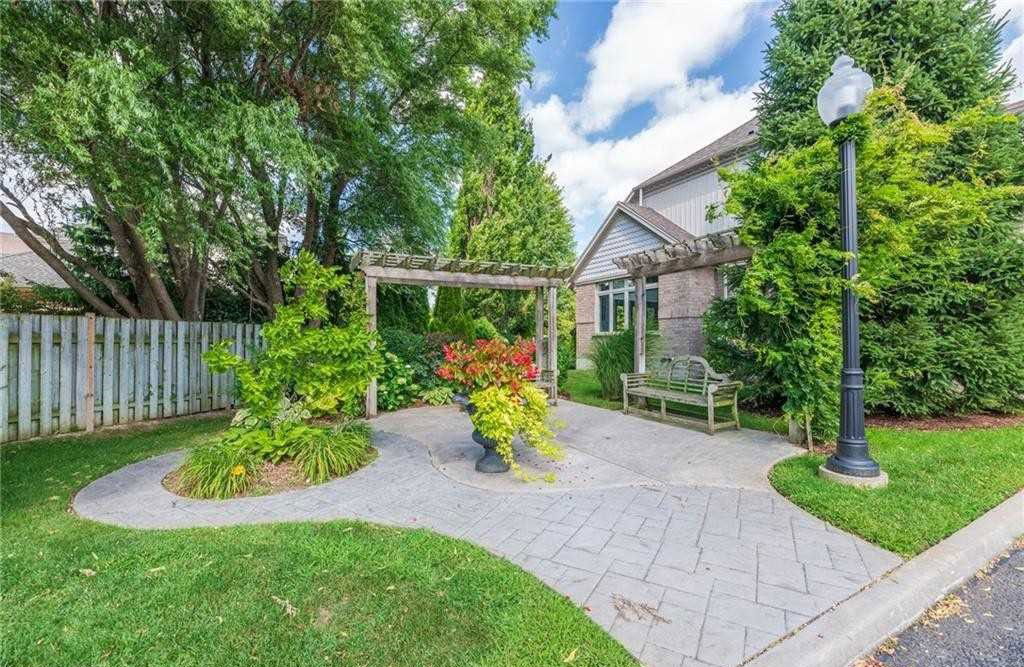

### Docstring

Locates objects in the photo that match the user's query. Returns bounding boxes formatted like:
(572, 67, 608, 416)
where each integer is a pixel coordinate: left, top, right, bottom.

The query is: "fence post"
(0, 316, 8, 443)
(84, 313, 96, 432)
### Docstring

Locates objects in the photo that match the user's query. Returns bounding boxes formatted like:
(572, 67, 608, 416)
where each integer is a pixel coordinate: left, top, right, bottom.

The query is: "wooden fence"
(0, 314, 263, 443)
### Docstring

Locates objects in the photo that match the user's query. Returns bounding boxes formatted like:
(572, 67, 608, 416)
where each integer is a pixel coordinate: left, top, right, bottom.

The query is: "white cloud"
(531, 79, 756, 243)
(577, 1, 756, 133)
(526, 1, 763, 246)
(530, 69, 554, 93)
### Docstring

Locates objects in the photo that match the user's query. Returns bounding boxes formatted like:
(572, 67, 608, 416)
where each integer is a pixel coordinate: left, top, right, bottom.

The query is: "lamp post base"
(818, 464, 889, 489)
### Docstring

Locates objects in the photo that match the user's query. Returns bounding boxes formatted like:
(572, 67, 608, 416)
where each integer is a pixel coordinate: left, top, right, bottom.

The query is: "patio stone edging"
(745, 489, 1024, 667)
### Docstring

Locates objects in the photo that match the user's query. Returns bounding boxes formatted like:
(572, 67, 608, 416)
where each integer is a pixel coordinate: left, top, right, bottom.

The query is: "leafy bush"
(180, 420, 373, 498)
(557, 332, 576, 383)
(378, 351, 421, 411)
(178, 433, 263, 499)
(205, 251, 382, 421)
(421, 385, 454, 406)
(474, 316, 503, 342)
(707, 90, 1024, 437)
(430, 287, 478, 342)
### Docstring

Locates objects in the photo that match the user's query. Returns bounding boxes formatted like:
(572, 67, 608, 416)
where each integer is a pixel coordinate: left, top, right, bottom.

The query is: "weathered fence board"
(0, 314, 261, 443)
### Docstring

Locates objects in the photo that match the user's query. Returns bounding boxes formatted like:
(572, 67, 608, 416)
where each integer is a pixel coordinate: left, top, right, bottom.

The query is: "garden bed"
(865, 412, 1024, 431)
(163, 447, 378, 499)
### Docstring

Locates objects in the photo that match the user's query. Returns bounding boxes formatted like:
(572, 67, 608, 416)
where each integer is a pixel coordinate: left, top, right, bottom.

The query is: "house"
(572, 99, 1024, 369)
(0, 231, 70, 293)
(571, 118, 758, 368)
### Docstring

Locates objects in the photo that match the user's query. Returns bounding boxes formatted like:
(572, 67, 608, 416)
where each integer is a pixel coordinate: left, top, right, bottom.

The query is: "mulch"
(866, 412, 1024, 431)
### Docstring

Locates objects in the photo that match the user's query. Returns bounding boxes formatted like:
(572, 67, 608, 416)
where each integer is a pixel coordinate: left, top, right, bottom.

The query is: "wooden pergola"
(351, 251, 573, 417)
(611, 231, 752, 375)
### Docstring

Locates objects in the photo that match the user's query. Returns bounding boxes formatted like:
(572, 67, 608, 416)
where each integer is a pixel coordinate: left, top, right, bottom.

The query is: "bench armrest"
(620, 372, 650, 389)
(708, 380, 743, 396)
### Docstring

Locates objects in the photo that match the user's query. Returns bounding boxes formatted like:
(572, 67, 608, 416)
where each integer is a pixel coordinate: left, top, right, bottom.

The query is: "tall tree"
(757, 0, 1013, 153)
(705, 0, 1024, 437)
(445, 77, 574, 336)
(1, 0, 554, 319)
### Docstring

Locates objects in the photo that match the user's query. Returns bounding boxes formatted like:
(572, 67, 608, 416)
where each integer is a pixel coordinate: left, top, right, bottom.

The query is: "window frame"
(594, 276, 658, 334)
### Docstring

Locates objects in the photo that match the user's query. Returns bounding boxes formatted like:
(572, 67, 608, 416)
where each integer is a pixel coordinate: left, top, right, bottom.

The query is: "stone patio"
(73, 401, 902, 667)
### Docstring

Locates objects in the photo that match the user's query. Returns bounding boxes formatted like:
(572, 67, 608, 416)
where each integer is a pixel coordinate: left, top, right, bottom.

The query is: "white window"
(717, 261, 746, 299)
(596, 277, 658, 334)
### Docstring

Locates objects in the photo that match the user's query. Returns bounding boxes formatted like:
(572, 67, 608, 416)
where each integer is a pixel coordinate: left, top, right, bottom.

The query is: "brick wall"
(575, 283, 596, 368)
(655, 268, 717, 357)
(573, 268, 719, 368)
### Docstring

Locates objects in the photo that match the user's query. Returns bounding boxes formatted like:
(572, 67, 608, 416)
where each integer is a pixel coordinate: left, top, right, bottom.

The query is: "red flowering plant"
(437, 338, 562, 481)
(437, 338, 539, 395)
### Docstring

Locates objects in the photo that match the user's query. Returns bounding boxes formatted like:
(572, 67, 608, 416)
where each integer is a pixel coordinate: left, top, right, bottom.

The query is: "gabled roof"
(631, 117, 760, 197)
(1004, 99, 1024, 116)
(631, 98, 1024, 199)
(616, 201, 691, 243)
(0, 251, 69, 288)
(570, 201, 693, 285)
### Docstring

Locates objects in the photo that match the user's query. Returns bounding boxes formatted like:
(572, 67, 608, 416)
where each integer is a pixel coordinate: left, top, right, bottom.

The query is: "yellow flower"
(230, 465, 246, 477)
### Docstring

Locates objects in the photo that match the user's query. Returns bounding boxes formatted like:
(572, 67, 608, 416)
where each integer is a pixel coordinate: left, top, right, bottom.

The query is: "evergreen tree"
(446, 78, 575, 337)
(757, 0, 1013, 153)
(706, 91, 1024, 437)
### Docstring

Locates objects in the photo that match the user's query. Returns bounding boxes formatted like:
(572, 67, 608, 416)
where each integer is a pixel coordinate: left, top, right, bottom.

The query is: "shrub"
(180, 420, 373, 498)
(421, 385, 454, 406)
(474, 316, 503, 342)
(707, 90, 1024, 436)
(205, 251, 382, 422)
(178, 433, 263, 499)
(378, 351, 421, 411)
(557, 332, 576, 383)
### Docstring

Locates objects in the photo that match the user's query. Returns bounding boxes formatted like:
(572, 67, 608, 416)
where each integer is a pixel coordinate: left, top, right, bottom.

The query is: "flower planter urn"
(454, 394, 510, 474)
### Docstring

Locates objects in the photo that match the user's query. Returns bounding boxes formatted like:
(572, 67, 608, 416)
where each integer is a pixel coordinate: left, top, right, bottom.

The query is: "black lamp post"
(815, 55, 886, 485)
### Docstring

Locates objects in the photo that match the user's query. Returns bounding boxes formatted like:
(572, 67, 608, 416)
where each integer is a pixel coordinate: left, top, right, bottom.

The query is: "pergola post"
(547, 286, 558, 402)
(365, 275, 378, 418)
(534, 287, 545, 370)
(634, 276, 646, 373)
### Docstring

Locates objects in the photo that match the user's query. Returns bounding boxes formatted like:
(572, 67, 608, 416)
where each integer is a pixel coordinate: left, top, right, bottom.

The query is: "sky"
(523, 0, 1024, 250)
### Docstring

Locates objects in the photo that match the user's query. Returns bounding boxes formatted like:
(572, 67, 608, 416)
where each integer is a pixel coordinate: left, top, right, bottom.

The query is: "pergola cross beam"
(351, 251, 570, 416)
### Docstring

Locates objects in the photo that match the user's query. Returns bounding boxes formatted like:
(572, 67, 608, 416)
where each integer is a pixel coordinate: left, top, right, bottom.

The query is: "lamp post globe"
(817, 55, 886, 485)
(817, 54, 874, 126)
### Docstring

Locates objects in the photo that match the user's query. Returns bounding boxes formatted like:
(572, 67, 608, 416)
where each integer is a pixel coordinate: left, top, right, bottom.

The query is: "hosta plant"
(437, 339, 562, 480)
(421, 385, 455, 406)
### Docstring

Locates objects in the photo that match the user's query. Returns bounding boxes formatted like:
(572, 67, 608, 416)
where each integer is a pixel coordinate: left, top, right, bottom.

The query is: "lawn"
(770, 424, 1024, 557)
(562, 368, 787, 435)
(1, 417, 636, 667)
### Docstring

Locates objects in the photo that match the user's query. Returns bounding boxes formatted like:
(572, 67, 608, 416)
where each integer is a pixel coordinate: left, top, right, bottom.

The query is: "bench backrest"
(647, 355, 726, 395)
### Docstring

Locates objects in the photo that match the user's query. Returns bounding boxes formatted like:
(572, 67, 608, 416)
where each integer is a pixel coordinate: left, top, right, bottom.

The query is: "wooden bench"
(620, 356, 742, 434)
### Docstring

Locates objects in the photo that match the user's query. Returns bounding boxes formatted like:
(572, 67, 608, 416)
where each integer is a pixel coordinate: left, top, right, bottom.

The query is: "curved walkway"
(74, 401, 902, 667)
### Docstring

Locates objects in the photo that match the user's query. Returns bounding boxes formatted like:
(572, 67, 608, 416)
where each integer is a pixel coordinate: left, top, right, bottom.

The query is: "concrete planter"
(454, 394, 510, 474)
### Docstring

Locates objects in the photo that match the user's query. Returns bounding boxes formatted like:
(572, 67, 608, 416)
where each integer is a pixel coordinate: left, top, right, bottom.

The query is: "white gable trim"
(571, 203, 677, 286)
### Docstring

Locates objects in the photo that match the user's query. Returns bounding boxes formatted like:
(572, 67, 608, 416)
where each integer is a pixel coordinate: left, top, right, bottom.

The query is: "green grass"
(1, 418, 636, 667)
(771, 425, 1024, 557)
(563, 369, 787, 435)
